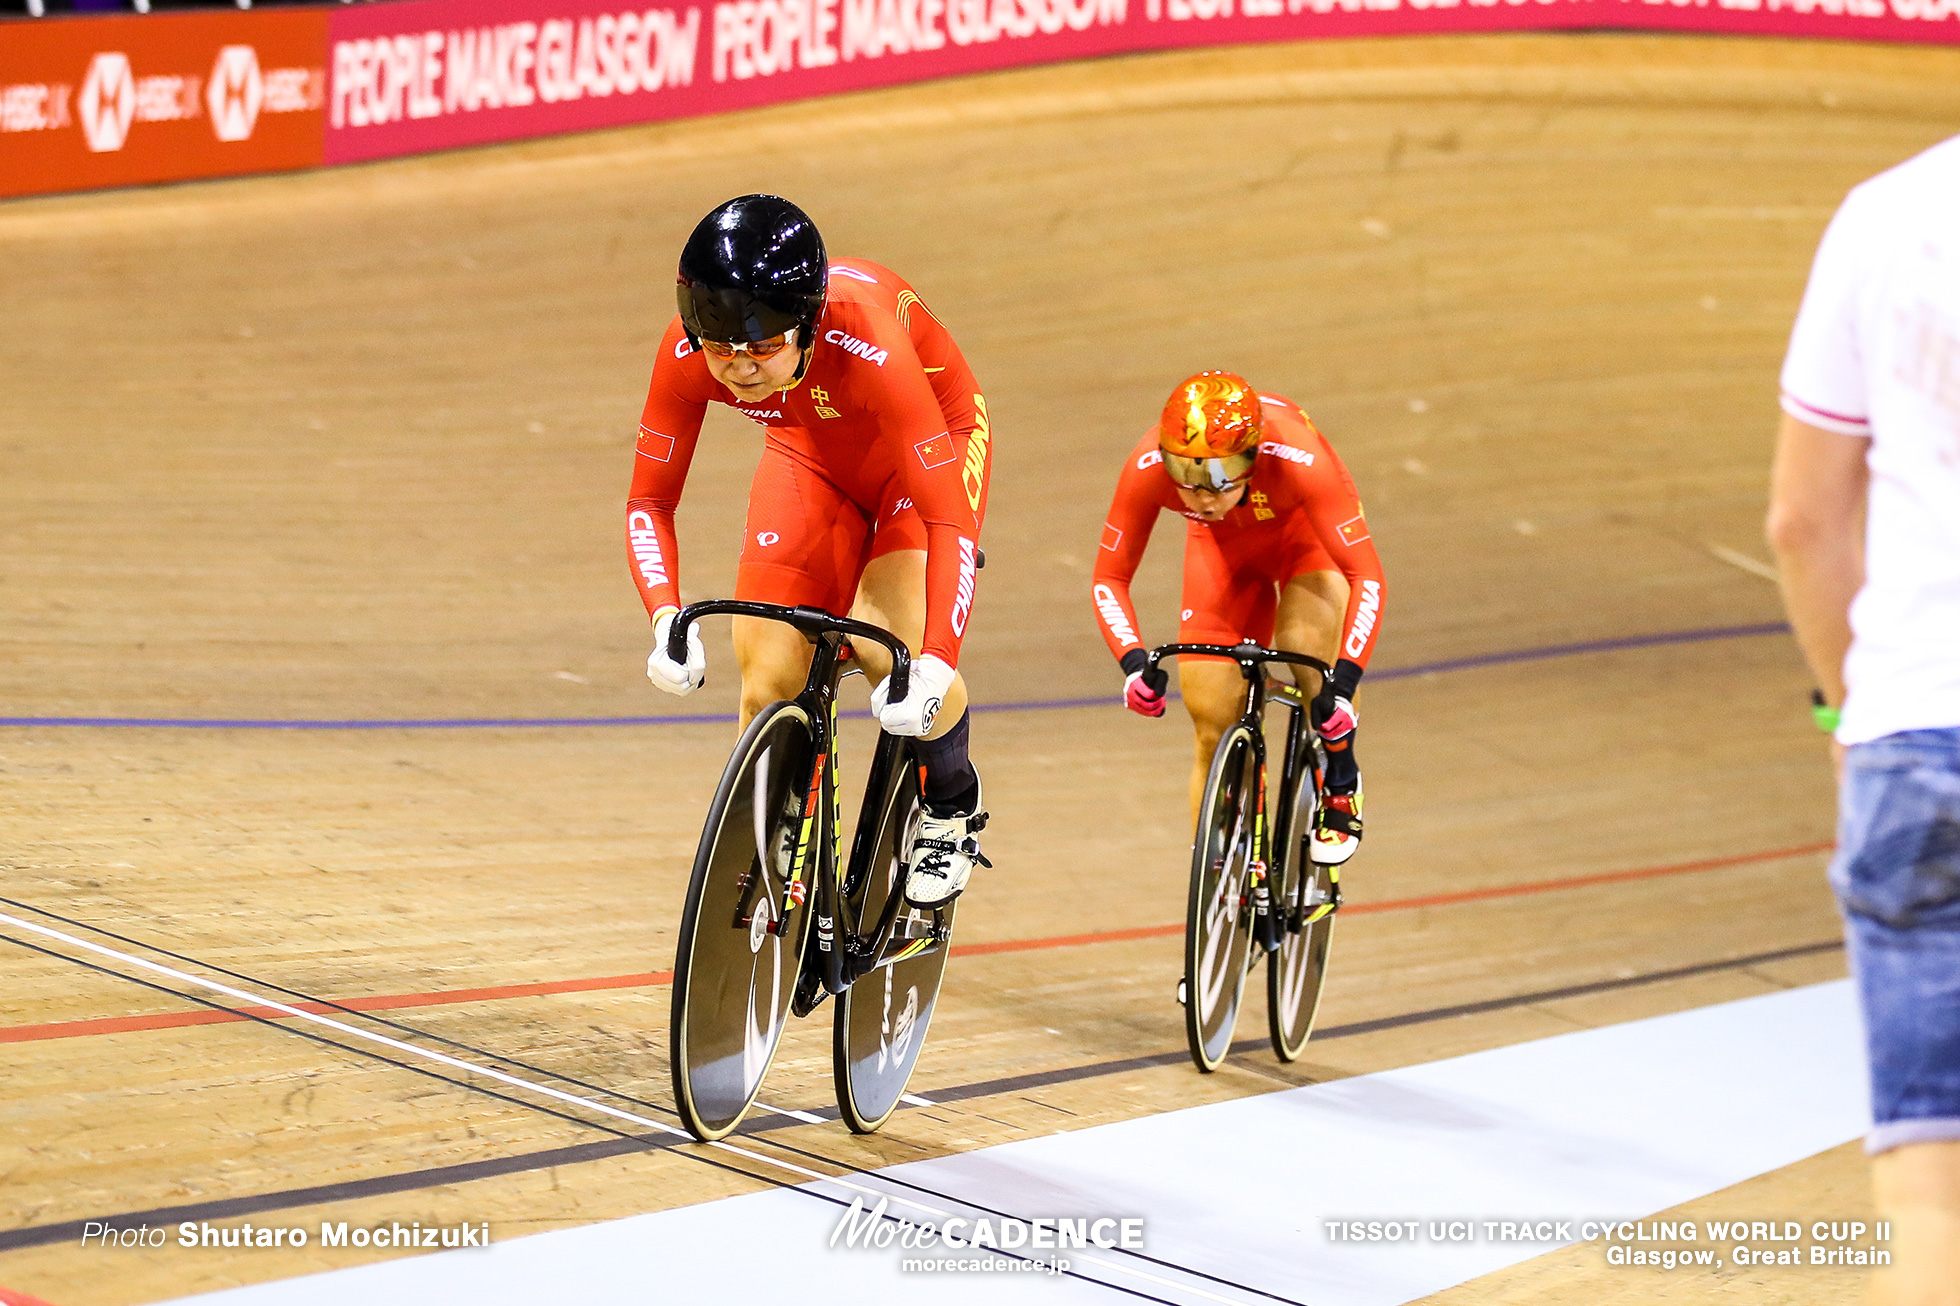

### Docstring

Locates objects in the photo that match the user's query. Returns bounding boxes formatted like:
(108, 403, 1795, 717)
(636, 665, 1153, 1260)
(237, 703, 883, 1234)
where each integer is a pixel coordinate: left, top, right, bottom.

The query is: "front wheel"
(670, 702, 818, 1142)
(1268, 860, 1336, 1062)
(834, 758, 956, 1133)
(1184, 724, 1259, 1072)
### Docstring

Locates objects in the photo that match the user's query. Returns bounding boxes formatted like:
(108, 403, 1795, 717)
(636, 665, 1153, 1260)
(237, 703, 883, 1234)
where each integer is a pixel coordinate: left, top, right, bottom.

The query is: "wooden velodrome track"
(5, 29, 1960, 1306)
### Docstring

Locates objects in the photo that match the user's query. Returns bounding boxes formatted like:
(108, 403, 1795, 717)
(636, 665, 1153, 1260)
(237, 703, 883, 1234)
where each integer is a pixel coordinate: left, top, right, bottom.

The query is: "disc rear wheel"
(670, 702, 818, 1142)
(1184, 725, 1258, 1072)
(834, 759, 956, 1133)
(1269, 767, 1336, 1061)
(1262, 803, 1340, 1058)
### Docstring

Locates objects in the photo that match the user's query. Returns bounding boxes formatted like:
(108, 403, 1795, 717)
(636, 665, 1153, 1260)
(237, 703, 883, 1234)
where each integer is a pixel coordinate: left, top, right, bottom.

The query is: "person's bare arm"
(1765, 412, 1869, 710)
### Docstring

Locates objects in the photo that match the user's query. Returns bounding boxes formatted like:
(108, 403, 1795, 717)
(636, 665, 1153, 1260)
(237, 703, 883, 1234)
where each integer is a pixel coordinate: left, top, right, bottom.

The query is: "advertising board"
(2, 0, 1952, 199)
(0, 9, 326, 199)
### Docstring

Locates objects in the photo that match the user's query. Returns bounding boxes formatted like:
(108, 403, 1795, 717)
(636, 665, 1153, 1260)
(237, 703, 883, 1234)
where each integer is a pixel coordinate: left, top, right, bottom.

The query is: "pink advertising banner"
(320, 0, 1958, 165)
(4, 0, 1952, 197)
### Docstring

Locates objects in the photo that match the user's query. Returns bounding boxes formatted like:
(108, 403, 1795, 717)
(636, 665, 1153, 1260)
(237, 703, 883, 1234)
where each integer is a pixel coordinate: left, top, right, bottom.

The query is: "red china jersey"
(1092, 394, 1385, 668)
(627, 259, 990, 665)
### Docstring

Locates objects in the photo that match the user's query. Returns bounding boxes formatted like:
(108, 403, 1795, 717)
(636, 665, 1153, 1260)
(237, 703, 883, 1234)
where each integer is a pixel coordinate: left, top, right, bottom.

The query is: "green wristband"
(1810, 690, 1840, 734)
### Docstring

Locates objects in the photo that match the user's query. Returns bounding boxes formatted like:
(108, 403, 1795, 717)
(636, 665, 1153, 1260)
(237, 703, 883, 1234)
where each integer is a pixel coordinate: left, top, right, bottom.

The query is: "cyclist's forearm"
(919, 521, 980, 665)
(626, 499, 682, 617)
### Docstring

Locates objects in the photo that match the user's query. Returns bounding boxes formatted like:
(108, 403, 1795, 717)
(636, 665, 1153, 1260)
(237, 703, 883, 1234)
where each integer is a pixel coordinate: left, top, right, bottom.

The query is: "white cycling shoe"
(1309, 779, 1363, 866)
(902, 786, 991, 909)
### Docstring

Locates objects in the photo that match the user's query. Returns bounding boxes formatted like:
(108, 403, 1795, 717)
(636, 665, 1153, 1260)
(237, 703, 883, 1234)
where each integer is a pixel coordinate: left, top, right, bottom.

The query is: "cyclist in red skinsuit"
(630, 195, 991, 908)
(628, 261, 989, 675)
(1092, 373, 1384, 865)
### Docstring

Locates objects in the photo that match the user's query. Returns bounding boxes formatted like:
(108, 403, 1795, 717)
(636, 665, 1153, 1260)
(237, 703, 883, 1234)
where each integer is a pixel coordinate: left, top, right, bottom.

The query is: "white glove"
(871, 654, 956, 738)
(647, 607, 705, 696)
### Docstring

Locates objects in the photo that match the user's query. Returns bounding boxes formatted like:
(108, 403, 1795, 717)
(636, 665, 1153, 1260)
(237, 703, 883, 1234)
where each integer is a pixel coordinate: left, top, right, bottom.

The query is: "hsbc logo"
(63, 45, 314, 162)
(78, 52, 135, 153)
(207, 46, 264, 142)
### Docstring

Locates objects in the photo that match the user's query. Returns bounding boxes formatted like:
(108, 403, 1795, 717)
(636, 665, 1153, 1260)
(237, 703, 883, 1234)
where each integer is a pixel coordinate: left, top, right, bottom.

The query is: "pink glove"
(1124, 670, 1167, 718)
(1317, 695, 1358, 741)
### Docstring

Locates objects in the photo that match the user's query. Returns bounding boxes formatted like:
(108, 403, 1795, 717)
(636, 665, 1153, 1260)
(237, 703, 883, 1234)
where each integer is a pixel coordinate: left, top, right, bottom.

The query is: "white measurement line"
(752, 1102, 826, 1124)
(1707, 542, 1781, 583)
(0, 910, 949, 1219)
(900, 1092, 936, 1106)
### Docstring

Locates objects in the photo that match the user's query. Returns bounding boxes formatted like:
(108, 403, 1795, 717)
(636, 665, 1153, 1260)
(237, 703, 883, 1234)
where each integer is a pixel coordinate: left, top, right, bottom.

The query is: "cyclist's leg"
(853, 548, 975, 807)
(850, 423, 983, 753)
(731, 442, 868, 729)
(853, 503, 985, 907)
(850, 550, 971, 745)
(1179, 660, 1247, 821)
(1272, 569, 1347, 701)
(1273, 554, 1364, 861)
(1275, 531, 1361, 800)
(731, 619, 815, 729)
(1175, 525, 1266, 820)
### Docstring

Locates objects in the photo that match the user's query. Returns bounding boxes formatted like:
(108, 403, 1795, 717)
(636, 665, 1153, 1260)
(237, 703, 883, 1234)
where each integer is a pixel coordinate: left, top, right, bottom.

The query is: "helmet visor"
(1162, 448, 1256, 492)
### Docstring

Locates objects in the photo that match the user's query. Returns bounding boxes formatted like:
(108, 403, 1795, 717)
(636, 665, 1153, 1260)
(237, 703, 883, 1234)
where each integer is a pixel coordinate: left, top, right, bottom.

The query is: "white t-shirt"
(1781, 134, 1960, 746)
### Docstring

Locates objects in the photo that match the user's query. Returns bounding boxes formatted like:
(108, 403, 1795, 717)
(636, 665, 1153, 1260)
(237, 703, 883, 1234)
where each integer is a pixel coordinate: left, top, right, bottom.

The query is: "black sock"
(1310, 691, 1360, 796)
(1322, 736, 1359, 796)
(913, 710, 979, 816)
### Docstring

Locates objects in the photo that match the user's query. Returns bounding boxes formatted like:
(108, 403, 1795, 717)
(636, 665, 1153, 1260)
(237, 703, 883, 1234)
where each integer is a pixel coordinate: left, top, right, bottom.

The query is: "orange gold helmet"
(1158, 372, 1262, 491)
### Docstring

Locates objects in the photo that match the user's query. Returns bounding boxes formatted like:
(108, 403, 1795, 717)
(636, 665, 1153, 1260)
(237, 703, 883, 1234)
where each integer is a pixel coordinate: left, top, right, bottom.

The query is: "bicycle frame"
(1145, 642, 1335, 945)
(669, 600, 949, 1007)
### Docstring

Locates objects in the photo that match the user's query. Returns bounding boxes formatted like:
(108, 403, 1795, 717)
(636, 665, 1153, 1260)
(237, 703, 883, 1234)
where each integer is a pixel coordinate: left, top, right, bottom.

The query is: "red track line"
(950, 922, 1182, 956)
(4, 841, 1831, 1046)
(1338, 840, 1836, 915)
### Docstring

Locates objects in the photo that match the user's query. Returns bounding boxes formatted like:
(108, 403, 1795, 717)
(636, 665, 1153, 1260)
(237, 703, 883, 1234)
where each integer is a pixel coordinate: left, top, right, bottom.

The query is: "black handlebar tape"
(666, 620, 689, 666)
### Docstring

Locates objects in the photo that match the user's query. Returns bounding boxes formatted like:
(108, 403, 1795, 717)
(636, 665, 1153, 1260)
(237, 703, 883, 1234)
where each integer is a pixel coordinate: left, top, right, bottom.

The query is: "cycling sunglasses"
(1163, 449, 1257, 493)
(697, 331, 797, 361)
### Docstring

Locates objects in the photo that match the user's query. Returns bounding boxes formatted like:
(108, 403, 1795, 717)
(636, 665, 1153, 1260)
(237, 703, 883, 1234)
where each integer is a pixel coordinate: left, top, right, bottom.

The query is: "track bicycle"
(1145, 642, 1343, 1073)
(667, 600, 958, 1142)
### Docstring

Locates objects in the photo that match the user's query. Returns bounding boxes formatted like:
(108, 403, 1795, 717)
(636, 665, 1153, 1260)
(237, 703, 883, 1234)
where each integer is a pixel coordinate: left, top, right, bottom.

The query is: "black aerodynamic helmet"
(675, 194, 826, 348)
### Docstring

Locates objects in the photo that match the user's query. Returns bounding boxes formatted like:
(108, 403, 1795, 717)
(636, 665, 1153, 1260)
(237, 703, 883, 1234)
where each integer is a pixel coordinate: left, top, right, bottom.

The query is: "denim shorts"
(1831, 727, 1960, 1154)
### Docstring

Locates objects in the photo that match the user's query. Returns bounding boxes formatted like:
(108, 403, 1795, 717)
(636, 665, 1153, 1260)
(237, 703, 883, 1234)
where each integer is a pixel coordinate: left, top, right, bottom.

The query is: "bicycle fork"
(1249, 762, 1281, 954)
(768, 747, 828, 937)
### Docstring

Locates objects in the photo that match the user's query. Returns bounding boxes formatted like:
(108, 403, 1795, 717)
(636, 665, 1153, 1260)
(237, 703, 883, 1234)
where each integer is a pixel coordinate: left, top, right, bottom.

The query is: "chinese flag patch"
(914, 434, 956, 470)
(1337, 514, 1371, 546)
(636, 427, 676, 463)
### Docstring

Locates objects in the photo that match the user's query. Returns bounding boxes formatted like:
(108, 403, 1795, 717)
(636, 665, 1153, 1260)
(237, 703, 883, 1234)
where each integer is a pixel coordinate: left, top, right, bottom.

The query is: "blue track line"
(0, 621, 1790, 730)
